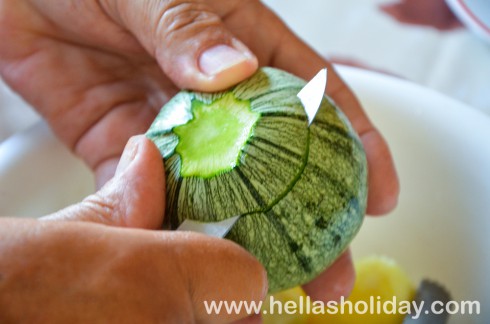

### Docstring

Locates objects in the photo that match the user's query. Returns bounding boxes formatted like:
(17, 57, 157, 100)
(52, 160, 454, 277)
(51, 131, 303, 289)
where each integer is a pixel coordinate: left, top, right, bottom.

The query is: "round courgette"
(146, 67, 367, 292)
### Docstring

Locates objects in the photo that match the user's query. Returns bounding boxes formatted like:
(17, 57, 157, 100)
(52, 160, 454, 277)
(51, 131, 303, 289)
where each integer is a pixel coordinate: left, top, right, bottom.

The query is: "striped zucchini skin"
(146, 67, 367, 293)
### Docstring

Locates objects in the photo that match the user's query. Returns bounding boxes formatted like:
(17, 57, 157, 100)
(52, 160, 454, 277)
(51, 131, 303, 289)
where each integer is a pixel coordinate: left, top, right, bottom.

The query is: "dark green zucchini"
(146, 67, 367, 292)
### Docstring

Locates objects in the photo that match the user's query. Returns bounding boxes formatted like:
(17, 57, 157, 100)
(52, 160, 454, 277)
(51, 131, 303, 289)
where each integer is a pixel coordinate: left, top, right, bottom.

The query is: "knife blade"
(176, 215, 240, 238)
(402, 279, 452, 324)
(297, 68, 327, 126)
(176, 69, 328, 238)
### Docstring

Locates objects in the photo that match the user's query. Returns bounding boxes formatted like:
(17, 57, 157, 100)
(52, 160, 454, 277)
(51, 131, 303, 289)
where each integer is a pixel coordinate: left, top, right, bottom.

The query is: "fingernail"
(199, 44, 252, 76)
(115, 136, 142, 176)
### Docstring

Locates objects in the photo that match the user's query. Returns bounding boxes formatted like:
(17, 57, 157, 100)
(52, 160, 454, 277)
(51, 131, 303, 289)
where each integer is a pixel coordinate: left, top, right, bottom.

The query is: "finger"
(168, 232, 268, 323)
(101, 0, 258, 91)
(232, 314, 262, 324)
(361, 128, 400, 215)
(301, 250, 355, 303)
(42, 135, 166, 229)
(263, 19, 399, 215)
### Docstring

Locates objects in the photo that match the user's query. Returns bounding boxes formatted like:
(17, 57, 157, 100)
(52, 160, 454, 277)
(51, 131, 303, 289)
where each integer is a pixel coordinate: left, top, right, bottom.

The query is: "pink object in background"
(380, 0, 463, 31)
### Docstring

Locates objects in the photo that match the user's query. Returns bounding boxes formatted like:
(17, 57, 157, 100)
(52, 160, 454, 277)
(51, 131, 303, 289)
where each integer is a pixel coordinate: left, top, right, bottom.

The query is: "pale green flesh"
(173, 93, 260, 178)
(146, 67, 368, 293)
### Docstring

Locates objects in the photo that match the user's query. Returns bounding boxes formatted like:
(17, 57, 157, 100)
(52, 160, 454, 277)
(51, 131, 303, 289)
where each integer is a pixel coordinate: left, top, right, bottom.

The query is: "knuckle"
(82, 192, 120, 225)
(157, 1, 222, 38)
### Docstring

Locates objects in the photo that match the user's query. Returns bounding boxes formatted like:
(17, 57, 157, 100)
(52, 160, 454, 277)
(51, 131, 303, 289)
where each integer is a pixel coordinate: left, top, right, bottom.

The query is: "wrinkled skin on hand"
(0, 0, 399, 322)
(0, 137, 267, 323)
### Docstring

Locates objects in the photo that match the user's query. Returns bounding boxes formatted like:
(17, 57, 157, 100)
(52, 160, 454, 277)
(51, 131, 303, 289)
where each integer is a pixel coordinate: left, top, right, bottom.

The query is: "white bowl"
(446, 0, 490, 44)
(343, 66, 490, 324)
(1, 66, 489, 323)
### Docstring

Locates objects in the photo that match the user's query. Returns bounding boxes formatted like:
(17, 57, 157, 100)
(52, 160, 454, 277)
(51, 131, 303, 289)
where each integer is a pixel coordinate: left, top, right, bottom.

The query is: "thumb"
(43, 135, 166, 229)
(169, 232, 268, 322)
(102, 0, 258, 91)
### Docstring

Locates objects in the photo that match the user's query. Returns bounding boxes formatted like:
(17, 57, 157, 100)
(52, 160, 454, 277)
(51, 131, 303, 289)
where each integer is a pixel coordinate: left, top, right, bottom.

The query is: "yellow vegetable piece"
(262, 286, 308, 324)
(309, 255, 415, 324)
(262, 256, 414, 324)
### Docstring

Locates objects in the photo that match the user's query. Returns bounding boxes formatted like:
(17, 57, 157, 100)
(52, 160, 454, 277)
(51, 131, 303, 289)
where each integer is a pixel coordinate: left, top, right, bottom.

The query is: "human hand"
(0, 136, 267, 323)
(0, 0, 399, 313)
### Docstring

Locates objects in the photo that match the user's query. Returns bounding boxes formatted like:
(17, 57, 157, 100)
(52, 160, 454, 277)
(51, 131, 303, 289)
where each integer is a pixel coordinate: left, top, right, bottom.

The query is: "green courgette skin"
(146, 67, 367, 293)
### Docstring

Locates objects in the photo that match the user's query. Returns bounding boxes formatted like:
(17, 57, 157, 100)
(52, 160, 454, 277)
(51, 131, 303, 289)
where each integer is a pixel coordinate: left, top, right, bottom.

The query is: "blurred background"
(263, 0, 490, 113)
(1, 0, 489, 144)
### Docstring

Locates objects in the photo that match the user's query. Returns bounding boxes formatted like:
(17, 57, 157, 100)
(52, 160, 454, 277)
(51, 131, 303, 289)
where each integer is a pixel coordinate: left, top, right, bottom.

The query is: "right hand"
(0, 136, 267, 323)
